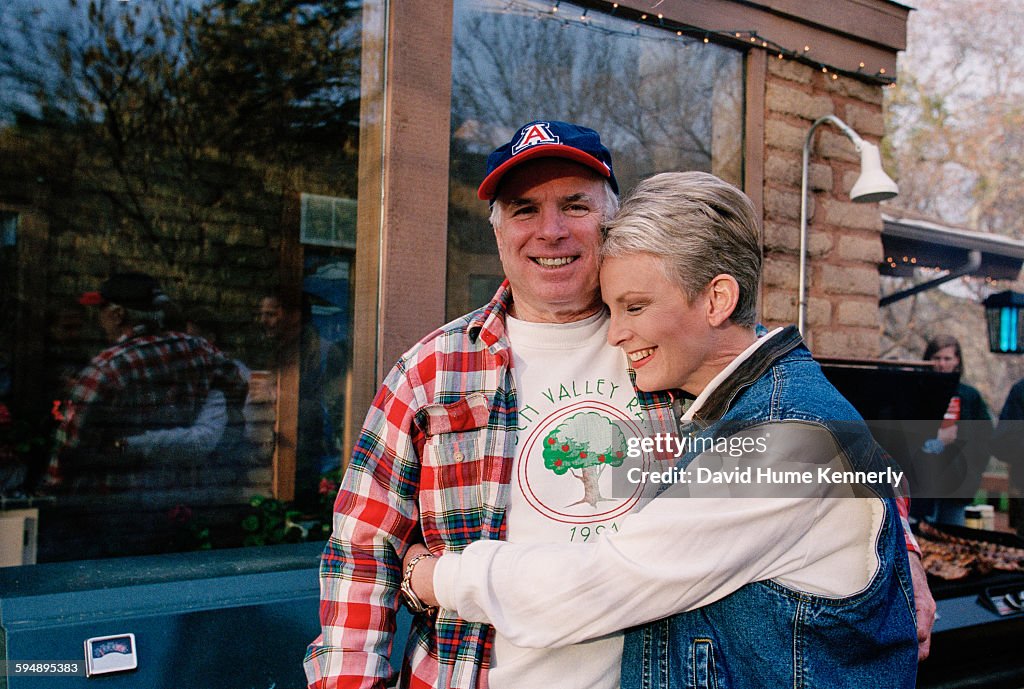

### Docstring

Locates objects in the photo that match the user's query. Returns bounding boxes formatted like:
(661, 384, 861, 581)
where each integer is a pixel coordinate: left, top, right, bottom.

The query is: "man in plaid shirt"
(305, 122, 935, 689)
(49, 272, 245, 489)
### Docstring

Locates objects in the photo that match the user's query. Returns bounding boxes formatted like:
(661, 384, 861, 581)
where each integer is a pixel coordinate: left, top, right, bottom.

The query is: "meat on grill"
(917, 522, 1024, 580)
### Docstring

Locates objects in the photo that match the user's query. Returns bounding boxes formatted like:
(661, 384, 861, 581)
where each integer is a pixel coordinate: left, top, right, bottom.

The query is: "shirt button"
(453, 451, 465, 462)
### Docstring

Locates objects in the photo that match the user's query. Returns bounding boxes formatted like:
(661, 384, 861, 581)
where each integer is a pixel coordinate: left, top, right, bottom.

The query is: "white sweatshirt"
(434, 330, 884, 649)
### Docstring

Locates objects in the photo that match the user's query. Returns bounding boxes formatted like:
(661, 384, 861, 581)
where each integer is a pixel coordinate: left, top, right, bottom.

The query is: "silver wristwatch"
(400, 552, 437, 615)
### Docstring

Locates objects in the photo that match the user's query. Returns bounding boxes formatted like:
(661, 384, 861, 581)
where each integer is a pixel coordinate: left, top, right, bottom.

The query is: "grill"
(820, 358, 1024, 689)
(913, 522, 1024, 689)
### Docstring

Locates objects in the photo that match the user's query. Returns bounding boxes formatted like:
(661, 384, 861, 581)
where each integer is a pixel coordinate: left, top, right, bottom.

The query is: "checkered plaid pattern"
(50, 331, 245, 478)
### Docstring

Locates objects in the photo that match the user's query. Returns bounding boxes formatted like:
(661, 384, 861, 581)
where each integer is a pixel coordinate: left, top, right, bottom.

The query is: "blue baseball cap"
(477, 121, 618, 201)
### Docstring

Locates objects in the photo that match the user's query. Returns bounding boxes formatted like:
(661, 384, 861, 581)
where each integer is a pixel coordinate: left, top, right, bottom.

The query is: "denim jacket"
(621, 326, 918, 689)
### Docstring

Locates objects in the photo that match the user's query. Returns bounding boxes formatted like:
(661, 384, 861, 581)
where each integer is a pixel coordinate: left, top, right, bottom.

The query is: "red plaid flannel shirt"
(304, 283, 679, 689)
(49, 330, 244, 479)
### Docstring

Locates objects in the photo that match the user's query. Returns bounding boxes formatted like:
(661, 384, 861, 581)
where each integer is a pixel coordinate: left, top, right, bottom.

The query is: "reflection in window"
(446, 0, 744, 318)
(0, 0, 364, 561)
(301, 193, 359, 249)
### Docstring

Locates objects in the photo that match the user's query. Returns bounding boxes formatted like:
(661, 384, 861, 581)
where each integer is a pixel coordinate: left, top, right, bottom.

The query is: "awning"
(881, 210, 1024, 280)
(879, 209, 1024, 306)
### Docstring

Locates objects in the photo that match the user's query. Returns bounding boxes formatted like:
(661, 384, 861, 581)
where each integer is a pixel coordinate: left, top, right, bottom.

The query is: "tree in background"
(0, 0, 361, 267)
(0, 0, 362, 374)
(886, 0, 1024, 233)
(882, 0, 1024, 409)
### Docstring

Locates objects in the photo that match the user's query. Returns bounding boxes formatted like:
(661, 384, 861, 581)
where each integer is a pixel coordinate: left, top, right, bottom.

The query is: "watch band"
(400, 552, 437, 615)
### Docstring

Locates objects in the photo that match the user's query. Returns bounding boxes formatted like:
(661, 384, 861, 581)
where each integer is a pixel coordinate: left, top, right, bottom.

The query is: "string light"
(886, 255, 929, 272)
(491, 0, 897, 87)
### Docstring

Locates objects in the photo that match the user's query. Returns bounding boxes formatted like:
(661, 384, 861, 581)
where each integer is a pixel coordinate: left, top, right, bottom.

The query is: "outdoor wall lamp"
(798, 115, 899, 334)
(983, 290, 1024, 354)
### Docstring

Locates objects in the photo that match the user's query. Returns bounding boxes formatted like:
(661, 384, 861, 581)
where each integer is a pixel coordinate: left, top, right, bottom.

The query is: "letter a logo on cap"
(511, 122, 560, 155)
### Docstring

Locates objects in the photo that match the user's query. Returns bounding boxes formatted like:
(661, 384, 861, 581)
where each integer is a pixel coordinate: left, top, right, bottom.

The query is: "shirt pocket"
(417, 393, 490, 541)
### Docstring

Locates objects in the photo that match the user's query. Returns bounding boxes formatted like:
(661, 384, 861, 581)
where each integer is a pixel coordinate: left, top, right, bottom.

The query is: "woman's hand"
(403, 543, 440, 608)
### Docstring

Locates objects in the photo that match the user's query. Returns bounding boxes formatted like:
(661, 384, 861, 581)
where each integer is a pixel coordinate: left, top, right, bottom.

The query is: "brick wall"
(760, 59, 888, 358)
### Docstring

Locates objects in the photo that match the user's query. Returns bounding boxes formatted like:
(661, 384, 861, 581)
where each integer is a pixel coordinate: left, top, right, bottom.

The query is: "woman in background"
(915, 334, 993, 525)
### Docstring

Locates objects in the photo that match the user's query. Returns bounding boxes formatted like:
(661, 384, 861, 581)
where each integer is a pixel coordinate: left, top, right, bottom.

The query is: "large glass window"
(447, 0, 745, 318)
(0, 0, 369, 562)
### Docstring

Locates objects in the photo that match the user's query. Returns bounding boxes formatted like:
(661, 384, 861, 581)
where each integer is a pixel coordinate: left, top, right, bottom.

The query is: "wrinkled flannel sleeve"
(883, 441, 918, 555)
(304, 360, 424, 689)
(48, 362, 111, 479)
(54, 364, 107, 452)
(897, 495, 919, 554)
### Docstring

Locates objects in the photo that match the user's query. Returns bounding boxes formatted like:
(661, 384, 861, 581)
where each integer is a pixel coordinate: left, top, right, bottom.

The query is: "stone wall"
(760, 59, 888, 359)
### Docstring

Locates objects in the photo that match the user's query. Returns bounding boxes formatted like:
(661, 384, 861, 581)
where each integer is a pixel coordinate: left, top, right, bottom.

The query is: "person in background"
(992, 378, 1024, 537)
(257, 290, 346, 510)
(913, 335, 993, 526)
(48, 273, 245, 489)
(87, 304, 258, 468)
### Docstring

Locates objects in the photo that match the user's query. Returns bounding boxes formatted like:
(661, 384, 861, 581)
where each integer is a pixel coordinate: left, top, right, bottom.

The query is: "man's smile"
(531, 256, 579, 267)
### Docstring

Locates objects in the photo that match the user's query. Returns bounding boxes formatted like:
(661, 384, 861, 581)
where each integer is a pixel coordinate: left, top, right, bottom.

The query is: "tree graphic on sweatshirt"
(542, 412, 626, 507)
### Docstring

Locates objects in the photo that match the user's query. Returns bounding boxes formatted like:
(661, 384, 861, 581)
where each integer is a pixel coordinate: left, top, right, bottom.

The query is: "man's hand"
(908, 552, 935, 661)
(403, 544, 440, 608)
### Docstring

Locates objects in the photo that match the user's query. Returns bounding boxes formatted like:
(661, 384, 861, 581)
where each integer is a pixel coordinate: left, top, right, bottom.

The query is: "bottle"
(976, 504, 996, 531)
(964, 506, 984, 529)
(939, 396, 961, 429)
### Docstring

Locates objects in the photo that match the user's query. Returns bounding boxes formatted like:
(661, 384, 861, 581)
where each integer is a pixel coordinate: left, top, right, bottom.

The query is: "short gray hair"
(489, 179, 619, 229)
(601, 172, 761, 327)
